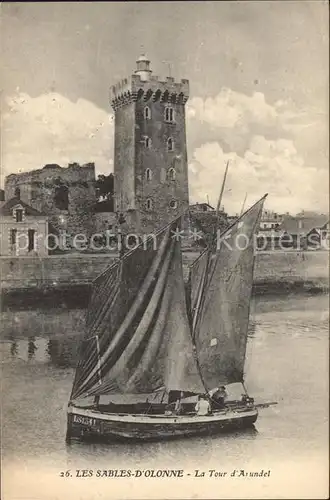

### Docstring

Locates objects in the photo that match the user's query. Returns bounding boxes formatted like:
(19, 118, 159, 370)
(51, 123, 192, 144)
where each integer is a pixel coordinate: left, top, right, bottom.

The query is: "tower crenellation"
(110, 75, 189, 111)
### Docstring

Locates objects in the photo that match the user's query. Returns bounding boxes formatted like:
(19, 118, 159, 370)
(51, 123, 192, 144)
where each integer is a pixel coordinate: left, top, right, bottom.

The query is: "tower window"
(14, 187, 21, 198)
(145, 168, 152, 181)
(144, 106, 151, 120)
(169, 200, 178, 209)
(164, 107, 175, 123)
(168, 168, 176, 181)
(167, 137, 174, 151)
(144, 136, 152, 149)
(146, 198, 153, 210)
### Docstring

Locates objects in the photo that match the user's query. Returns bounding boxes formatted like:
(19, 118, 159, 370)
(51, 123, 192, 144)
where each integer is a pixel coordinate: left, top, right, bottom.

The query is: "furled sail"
(190, 195, 266, 390)
(71, 217, 204, 401)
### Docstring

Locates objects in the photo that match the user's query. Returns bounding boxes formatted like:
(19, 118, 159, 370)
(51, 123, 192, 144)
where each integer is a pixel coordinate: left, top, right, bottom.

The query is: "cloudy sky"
(1, 1, 328, 214)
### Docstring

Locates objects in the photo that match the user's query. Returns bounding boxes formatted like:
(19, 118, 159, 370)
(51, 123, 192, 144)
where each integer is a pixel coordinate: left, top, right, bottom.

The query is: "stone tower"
(110, 55, 190, 234)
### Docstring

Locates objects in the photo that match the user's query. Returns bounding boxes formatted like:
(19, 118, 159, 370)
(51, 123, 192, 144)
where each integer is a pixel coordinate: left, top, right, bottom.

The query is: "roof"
(279, 215, 329, 235)
(0, 197, 46, 217)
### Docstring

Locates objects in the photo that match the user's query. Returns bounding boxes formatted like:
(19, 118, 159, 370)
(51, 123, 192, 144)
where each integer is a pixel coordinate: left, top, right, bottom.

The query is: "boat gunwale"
(68, 405, 258, 424)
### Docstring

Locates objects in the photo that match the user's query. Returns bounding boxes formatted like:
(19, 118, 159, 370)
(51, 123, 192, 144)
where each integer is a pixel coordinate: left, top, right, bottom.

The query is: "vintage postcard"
(1, 1, 329, 499)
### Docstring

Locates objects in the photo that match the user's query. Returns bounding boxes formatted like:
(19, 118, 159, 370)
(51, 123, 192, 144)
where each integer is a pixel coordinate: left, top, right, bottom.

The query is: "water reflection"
(248, 320, 257, 337)
(28, 337, 38, 359)
(10, 337, 18, 357)
(47, 338, 77, 367)
(64, 425, 259, 467)
(1, 293, 328, 495)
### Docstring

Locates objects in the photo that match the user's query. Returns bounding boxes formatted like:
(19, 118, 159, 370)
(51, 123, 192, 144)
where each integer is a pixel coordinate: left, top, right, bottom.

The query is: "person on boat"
(241, 393, 254, 407)
(212, 386, 228, 409)
(174, 399, 181, 414)
(195, 395, 211, 416)
(174, 392, 184, 414)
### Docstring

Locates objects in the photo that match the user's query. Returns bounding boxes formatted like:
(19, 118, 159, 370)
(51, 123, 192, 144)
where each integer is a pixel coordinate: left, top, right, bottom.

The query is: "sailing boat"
(66, 194, 268, 442)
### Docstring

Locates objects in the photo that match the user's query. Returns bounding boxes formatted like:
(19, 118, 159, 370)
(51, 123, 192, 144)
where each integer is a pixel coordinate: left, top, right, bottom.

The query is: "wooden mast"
(191, 160, 230, 344)
(190, 161, 230, 400)
(240, 192, 248, 217)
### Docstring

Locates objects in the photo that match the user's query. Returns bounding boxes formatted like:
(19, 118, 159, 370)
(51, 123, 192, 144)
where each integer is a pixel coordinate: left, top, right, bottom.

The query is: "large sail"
(71, 217, 204, 401)
(190, 195, 266, 390)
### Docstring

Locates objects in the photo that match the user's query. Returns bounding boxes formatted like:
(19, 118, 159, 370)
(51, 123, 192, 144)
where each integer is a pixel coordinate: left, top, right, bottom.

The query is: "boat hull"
(66, 405, 258, 442)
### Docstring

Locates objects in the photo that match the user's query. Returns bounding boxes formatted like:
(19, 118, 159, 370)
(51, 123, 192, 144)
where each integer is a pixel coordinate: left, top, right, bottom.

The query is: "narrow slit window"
(144, 137, 152, 149)
(145, 169, 152, 181)
(146, 198, 153, 210)
(167, 137, 174, 151)
(168, 168, 176, 181)
(144, 107, 151, 120)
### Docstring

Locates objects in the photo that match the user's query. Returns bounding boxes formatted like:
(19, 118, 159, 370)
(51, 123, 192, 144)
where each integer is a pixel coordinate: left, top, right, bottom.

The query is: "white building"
(0, 196, 49, 256)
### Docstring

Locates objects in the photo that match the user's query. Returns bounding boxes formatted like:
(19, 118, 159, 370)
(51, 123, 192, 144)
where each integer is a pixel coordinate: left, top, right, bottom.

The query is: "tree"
(95, 173, 114, 201)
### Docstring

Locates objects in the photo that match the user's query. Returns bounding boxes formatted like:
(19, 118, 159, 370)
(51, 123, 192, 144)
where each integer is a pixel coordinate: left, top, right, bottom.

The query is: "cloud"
(188, 136, 328, 214)
(186, 89, 328, 214)
(185, 88, 298, 163)
(1, 92, 114, 183)
(187, 89, 278, 130)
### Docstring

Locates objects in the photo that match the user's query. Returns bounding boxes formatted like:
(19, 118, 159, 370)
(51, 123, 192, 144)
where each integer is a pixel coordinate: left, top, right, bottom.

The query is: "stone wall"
(94, 212, 117, 234)
(182, 250, 329, 285)
(0, 254, 117, 290)
(5, 163, 97, 236)
(134, 98, 189, 234)
(113, 103, 136, 212)
(1, 251, 328, 292)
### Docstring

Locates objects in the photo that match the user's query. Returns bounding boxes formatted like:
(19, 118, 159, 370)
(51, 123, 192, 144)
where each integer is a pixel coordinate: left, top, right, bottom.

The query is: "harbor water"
(1, 293, 329, 499)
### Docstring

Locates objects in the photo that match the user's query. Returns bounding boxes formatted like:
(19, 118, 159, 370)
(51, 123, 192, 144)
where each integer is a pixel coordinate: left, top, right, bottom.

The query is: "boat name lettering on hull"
(73, 415, 96, 426)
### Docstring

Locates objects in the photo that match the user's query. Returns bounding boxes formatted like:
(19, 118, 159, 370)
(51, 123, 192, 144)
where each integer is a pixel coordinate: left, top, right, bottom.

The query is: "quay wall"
(0, 251, 328, 303)
(0, 254, 117, 290)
